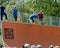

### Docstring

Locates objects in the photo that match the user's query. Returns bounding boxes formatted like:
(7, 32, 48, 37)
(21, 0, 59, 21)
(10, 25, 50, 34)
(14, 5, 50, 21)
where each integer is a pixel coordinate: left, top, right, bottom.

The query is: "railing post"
(59, 18, 60, 26)
(50, 16, 52, 26)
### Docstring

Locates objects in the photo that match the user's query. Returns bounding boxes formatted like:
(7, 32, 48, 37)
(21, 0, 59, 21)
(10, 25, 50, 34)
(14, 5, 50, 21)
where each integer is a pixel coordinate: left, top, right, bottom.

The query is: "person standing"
(12, 6, 18, 22)
(1, 3, 8, 21)
(38, 10, 44, 25)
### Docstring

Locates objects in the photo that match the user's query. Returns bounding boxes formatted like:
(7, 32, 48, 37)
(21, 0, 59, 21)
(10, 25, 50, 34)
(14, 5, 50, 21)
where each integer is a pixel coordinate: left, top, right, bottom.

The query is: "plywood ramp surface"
(2, 22, 60, 48)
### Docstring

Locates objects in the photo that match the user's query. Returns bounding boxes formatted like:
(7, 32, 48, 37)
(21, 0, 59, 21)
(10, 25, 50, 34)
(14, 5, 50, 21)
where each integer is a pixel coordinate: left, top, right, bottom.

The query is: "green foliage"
(24, 0, 60, 17)
(0, 0, 10, 5)
(5, 0, 60, 17)
(0, 0, 60, 17)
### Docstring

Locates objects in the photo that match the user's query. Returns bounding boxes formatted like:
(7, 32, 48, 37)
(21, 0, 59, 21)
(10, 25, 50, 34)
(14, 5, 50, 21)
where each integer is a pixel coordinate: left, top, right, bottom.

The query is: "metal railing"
(43, 16, 60, 26)
(0, 12, 60, 26)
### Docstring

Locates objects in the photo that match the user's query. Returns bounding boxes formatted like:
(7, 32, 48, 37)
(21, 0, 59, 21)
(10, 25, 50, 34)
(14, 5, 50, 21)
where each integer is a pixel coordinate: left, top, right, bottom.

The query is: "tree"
(7, 0, 60, 17)
(0, 0, 10, 5)
(25, 0, 60, 17)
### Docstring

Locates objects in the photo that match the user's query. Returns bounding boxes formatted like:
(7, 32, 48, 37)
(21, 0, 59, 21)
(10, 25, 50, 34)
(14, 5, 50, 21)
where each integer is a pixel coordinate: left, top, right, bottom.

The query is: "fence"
(0, 11, 60, 26)
(43, 16, 60, 26)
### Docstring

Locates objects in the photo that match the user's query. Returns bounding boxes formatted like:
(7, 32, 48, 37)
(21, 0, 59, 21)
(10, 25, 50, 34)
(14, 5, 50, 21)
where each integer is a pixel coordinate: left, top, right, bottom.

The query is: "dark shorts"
(14, 15, 17, 21)
(39, 18, 43, 21)
(1, 12, 7, 20)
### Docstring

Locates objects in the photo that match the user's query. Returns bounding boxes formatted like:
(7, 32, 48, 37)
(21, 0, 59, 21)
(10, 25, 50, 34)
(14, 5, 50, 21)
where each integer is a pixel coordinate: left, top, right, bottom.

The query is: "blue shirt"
(29, 12, 38, 19)
(12, 7, 18, 16)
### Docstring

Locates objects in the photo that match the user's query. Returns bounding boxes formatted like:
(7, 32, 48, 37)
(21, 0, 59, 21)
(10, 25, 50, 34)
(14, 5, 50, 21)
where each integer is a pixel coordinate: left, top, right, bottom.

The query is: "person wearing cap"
(37, 45, 42, 48)
(12, 6, 18, 22)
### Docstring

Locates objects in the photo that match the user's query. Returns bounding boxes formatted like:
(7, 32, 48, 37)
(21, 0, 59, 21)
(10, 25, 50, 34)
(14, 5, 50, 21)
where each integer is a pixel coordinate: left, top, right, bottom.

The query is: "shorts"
(39, 18, 43, 21)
